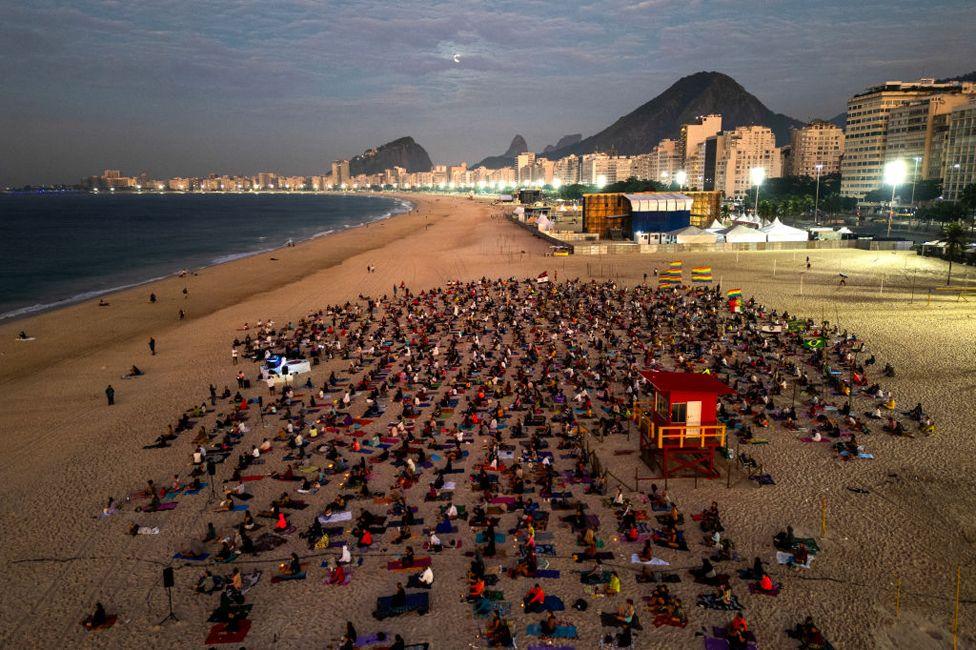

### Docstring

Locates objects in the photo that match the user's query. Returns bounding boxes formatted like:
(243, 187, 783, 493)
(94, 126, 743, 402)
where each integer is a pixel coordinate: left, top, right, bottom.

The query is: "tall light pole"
(750, 166, 766, 218)
(910, 156, 922, 208)
(884, 159, 907, 238)
(813, 163, 823, 225)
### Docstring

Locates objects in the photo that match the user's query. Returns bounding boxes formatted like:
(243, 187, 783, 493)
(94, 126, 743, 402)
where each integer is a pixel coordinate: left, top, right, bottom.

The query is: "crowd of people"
(85, 275, 924, 648)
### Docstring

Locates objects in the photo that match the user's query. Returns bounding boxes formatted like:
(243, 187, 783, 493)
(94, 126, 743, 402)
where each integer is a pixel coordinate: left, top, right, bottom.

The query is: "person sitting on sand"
(790, 543, 810, 569)
(274, 512, 290, 531)
(391, 582, 407, 609)
(638, 539, 655, 562)
(541, 610, 559, 636)
(523, 583, 546, 613)
(282, 552, 302, 576)
(728, 613, 749, 648)
(82, 601, 113, 631)
(467, 575, 486, 601)
(326, 559, 346, 585)
(485, 611, 514, 648)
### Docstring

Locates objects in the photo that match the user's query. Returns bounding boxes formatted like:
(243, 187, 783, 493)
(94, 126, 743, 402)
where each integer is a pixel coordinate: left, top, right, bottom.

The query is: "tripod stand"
(158, 567, 179, 624)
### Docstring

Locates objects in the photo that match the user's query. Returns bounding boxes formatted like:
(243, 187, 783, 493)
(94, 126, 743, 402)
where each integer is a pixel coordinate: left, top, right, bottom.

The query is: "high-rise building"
(553, 155, 580, 185)
(884, 94, 972, 182)
(941, 98, 976, 201)
(841, 78, 975, 198)
(679, 115, 722, 188)
(634, 139, 681, 184)
(330, 160, 350, 188)
(789, 121, 844, 177)
(704, 126, 782, 198)
(516, 152, 536, 185)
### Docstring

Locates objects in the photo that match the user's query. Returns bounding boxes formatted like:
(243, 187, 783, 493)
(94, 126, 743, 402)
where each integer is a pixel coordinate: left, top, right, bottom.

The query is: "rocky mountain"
(474, 135, 528, 169)
(542, 71, 804, 159)
(348, 137, 432, 176)
(940, 71, 976, 83)
(543, 134, 582, 154)
(827, 112, 846, 128)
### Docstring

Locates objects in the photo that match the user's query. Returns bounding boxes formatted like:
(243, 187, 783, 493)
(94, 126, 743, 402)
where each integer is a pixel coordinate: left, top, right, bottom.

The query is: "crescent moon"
(452, 53, 460, 63)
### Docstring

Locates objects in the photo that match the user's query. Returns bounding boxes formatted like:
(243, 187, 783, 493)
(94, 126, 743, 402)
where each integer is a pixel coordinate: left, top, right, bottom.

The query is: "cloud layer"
(2, 0, 974, 184)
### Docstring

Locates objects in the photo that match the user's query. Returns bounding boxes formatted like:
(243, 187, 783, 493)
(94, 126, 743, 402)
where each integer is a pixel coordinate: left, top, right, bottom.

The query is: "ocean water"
(0, 192, 410, 320)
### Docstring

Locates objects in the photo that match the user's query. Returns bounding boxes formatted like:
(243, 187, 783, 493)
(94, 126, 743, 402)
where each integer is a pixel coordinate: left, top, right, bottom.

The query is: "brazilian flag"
(803, 337, 827, 350)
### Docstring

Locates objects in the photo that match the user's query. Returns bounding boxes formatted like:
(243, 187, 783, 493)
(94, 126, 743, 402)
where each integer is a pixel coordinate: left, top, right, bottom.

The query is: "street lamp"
(813, 164, 823, 225)
(910, 156, 922, 207)
(750, 166, 766, 217)
(883, 159, 907, 238)
(674, 170, 688, 190)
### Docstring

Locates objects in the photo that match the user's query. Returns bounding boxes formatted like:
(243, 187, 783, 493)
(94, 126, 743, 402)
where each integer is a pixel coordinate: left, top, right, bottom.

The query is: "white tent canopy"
(705, 219, 726, 232)
(665, 225, 717, 244)
(760, 218, 808, 242)
(722, 224, 766, 243)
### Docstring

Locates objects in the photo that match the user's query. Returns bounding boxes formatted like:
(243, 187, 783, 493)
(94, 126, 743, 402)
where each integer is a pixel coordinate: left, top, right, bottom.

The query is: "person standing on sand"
(149, 292, 157, 303)
(105, 385, 115, 406)
(178, 309, 185, 320)
(232, 347, 239, 365)
(149, 337, 156, 355)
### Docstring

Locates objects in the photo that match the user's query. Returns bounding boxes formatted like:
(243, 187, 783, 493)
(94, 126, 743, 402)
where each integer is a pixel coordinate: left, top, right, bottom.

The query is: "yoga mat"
(173, 552, 210, 561)
(205, 619, 252, 645)
(319, 511, 353, 524)
(387, 556, 432, 571)
(532, 569, 561, 579)
(630, 554, 669, 566)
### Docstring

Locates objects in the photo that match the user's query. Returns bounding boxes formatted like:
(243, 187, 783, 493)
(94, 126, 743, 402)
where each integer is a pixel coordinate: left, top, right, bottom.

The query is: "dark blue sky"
(2, 0, 974, 185)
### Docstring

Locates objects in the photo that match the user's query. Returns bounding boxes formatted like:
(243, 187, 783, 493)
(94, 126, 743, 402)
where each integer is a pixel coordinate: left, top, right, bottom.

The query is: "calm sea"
(0, 192, 410, 320)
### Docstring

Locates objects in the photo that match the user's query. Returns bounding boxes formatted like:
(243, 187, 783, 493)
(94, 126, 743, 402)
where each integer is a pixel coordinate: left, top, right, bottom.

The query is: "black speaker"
(206, 459, 216, 477)
(162, 567, 174, 588)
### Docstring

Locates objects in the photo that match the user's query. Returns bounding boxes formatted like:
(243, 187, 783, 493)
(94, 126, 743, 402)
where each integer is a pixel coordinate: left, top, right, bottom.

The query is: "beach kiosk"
(635, 371, 733, 479)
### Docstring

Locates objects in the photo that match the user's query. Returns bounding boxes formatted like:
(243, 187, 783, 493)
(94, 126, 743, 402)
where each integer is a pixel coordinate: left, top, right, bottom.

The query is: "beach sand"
(0, 195, 974, 648)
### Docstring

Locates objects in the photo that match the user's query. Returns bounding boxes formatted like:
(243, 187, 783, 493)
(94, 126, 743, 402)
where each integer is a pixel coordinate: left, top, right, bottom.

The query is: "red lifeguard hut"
(634, 371, 734, 479)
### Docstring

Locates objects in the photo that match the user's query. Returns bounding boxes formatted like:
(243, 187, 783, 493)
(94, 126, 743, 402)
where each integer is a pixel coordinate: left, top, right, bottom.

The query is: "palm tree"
(942, 222, 969, 286)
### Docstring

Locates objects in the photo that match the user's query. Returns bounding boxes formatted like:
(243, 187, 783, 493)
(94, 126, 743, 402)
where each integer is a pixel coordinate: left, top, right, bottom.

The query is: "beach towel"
(530, 596, 565, 612)
(652, 612, 688, 628)
(373, 592, 429, 619)
(476, 532, 506, 544)
(434, 521, 458, 534)
(776, 551, 814, 569)
(526, 623, 577, 638)
(173, 551, 209, 561)
(205, 619, 252, 645)
(136, 502, 177, 513)
(270, 571, 306, 584)
(239, 475, 266, 482)
(696, 594, 743, 611)
(318, 511, 353, 524)
(82, 615, 117, 632)
(387, 556, 432, 571)
(630, 554, 669, 566)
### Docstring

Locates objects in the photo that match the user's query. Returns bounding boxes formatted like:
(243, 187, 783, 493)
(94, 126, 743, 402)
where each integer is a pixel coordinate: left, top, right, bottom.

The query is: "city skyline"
(3, 0, 976, 186)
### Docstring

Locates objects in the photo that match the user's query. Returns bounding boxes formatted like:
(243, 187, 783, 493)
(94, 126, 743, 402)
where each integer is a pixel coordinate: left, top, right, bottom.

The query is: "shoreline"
(0, 193, 435, 383)
(0, 194, 415, 323)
